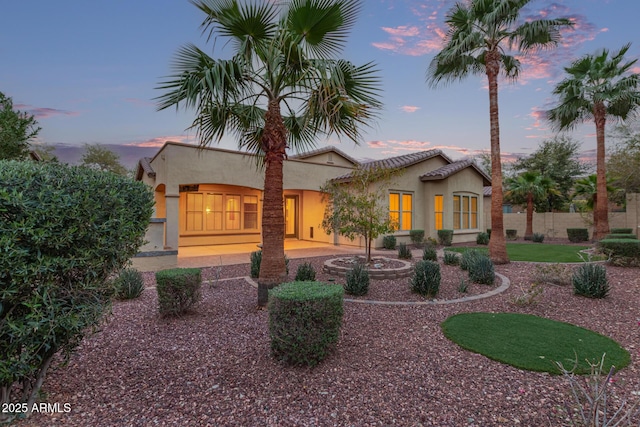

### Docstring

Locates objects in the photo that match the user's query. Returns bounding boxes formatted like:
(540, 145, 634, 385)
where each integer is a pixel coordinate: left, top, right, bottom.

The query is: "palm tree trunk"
(257, 100, 288, 306)
(593, 102, 609, 240)
(525, 193, 534, 239)
(485, 50, 509, 264)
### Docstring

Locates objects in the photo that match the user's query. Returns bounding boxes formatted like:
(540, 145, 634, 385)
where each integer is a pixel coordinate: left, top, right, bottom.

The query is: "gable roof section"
(136, 157, 156, 180)
(289, 146, 359, 166)
(419, 159, 491, 185)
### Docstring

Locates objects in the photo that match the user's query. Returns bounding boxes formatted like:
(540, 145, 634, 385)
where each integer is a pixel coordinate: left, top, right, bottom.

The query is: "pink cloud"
(14, 104, 80, 119)
(401, 105, 420, 113)
(381, 25, 420, 37)
(368, 140, 387, 148)
(125, 135, 196, 148)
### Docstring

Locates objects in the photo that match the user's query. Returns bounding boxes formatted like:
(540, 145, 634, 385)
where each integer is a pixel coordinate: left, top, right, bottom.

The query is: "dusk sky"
(2, 0, 639, 167)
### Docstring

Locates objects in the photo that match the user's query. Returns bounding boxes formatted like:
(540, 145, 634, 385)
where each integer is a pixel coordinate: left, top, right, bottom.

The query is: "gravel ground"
(15, 254, 640, 427)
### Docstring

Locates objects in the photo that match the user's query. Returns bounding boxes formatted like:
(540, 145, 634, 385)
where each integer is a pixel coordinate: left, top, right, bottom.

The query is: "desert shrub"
(506, 229, 518, 240)
(443, 251, 460, 266)
(598, 239, 640, 267)
(426, 236, 438, 246)
(294, 262, 316, 282)
(422, 245, 437, 261)
(604, 233, 637, 240)
(532, 232, 545, 243)
(0, 161, 153, 416)
(409, 229, 425, 246)
(572, 263, 609, 298)
(457, 279, 468, 293)
(250, 250, 289, 278)
(269, 282, 344, 366)
(382, 235, 397, 250)
(156, 268, 203, 316)
(398, 242, 412, 260)
(437, 229, 454, 246)
(468, 255, 495, 285)
(610, 228, 633, 234)
(476, 232, 489, 245)
(460, 249, 482, 271)
(533, 263, 572, 286)
(567, 228, 589, 243)
(344, 263, 370, 296)
(411, 260, 441, 297)
(512, 283, 544, 306)
(113, 268, 145, 300)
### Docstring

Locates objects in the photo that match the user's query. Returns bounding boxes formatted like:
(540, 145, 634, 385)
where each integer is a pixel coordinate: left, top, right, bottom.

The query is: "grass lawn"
(444, 242, 600, 262)
(441, 312, 630, 374)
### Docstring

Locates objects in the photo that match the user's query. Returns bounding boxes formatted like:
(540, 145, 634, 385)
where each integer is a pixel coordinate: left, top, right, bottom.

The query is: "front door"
(284, 196, 298, 238)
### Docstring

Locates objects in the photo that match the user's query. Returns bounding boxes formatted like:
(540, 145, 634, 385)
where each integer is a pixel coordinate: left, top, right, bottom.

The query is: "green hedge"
(598, 239, 640, 261)
(567, 228, 589, 243)
(605, 233, 637, 240)
(156, 268, 202, 317)
(269, 282, 343, 366)
(409, 229, 425, 245)
(611, 228, 633, 234)
(437, 229, 453, 246)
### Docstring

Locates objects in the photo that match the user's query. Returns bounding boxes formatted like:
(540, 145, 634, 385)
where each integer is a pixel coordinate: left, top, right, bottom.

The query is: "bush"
(610, 228, 633, 234)
(382, 235, 397, 250)
(597, 239, 640, 267)
(156, 268, 203, 317)
(567, 228, 589, 243)
(476, 232, 489, 245)
(532, 232, 545, 243)
(294, 262, 316, 281)
(572, 263, 609, 298)
(437, 229, 454, 246)
(422, 245, 437, 261)
(411, 260, 441, 297)
(604, 233, 637, 240)
(460, 249, 482, 271)
(398, 242, 412, 259)
(486, 229, 491, 239)
(250, 250, 289, 278)
(443, 251, 460, 266)
(533, 263, 572, 286)
(113, 268, 145, 300)
(0, 161, 153, 414)
(506, 229, 518, 240)
(468, 255, 495, 285)
(268, 282, 344, 366)
(409, 229, 425, 246)
(344, 263, 370, 296)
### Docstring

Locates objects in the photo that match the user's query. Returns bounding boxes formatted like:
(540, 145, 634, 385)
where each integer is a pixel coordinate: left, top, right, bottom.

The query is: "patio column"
(165, 193, 180, 250)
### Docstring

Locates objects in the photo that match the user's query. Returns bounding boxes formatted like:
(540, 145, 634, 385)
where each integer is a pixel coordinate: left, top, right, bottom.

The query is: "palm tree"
(504, 171, 557, 239)
(573, 174, 615, 211)
(156, 0, 382, 306)
(427, 0, 572, 264)
(548, 44, 640, 240)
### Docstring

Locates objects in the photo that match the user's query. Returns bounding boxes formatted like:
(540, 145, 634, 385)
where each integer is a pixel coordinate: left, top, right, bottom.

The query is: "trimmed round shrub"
(437, 229, 453, 246)
(422, 245, 437, 261)
(443, 251, 460, 266)
(156, 268, 202, 317)
(476, 232, 489, 245)
(468, 255, 495, 285)
(409, 229, 425, 246)
(295, 262, 316, 281)
(460, 249, 483, 271)
(269, 282, 344, 366)
(345, 263, 370, 296)
(572, 263, 609, 298)
(598, 239, 640, 267)
(506, 229, 518, 240)
(532, 232, 545, 243)
(411, 260, 441, 297)
(567, 228, 589, 243)
(382, 235, 397, 250)
(398, 242, 412, 260)
(113, 268, 145, 300)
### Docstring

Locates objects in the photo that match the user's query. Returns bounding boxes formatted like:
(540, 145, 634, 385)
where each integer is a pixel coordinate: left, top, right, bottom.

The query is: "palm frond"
(510, 18, 573, 52)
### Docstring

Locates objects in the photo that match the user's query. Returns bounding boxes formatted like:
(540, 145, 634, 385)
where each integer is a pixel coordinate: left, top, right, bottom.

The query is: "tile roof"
(289, 146, 359, 165)
(419, 159, 492, 184)
(137, 157, 156, 179)
(484, 186, 492, 197)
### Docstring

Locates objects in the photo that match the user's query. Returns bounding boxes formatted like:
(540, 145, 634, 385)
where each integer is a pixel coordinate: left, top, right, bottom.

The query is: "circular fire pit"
(323, 256, 413, 279)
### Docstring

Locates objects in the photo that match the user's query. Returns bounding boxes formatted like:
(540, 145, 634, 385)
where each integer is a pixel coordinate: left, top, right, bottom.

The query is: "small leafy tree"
(0, 92, 41, 160)
(0, 161, 153, 421)
(321, 165, 399, 262)
(80, 143, 128, 175)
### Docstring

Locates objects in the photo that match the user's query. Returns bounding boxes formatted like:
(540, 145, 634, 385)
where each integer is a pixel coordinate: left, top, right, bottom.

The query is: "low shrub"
(156, 268, 202, 317)
(512, 283, 544, 306)
(533, 263, 572, 286)
(295, 262, 316, 282)
(572, 263, 609, 298)
(344, 263, 369, 296)
(437, 229, 454, 246)
(409, 229, 425, 246)
(604, 233, 637, 240)
(476, 232, 489, 245)
(411, 260, 441, 297)
(268, 282, 344, 366)
(250, 250, 289, 278)
(422, 245, 437, 261)
(506, 229, 518, 240)
(567, 228, 589, 243)
(398, 242, 412, 260)
(113, 268, 145, 300)
(443, 251, 460, 266)
(468, 255, 495, 285)
(532, 232, 545, 243)
(598, 239, 640, 267)
(382, 235, 397, 250)
(610, 228, 633, 234)
(460, 249, 482, 271)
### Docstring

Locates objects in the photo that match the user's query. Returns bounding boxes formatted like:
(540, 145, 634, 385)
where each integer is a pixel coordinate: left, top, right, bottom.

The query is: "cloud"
(14, 105, 80, 119)
(367, 140, 387, 148)
(401, 105, 420, 113)
(125, 135, 196, 148)
(367, 137, 524, 161)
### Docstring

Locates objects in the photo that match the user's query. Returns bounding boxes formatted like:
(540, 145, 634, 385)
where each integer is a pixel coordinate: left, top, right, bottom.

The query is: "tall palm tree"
(156, 0, 382, 306)
(548, 44, 640, 240)
(573, 174, 615, 211)
(427, 0, 572, 264)
(504, 171, 557, 239)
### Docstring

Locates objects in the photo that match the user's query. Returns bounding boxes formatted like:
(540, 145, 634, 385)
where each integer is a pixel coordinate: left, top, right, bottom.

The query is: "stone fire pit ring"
(323, 256, 413, 280)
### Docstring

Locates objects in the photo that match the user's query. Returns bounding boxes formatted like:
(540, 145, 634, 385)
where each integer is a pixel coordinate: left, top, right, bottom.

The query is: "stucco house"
(134, 141, 490, 269)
